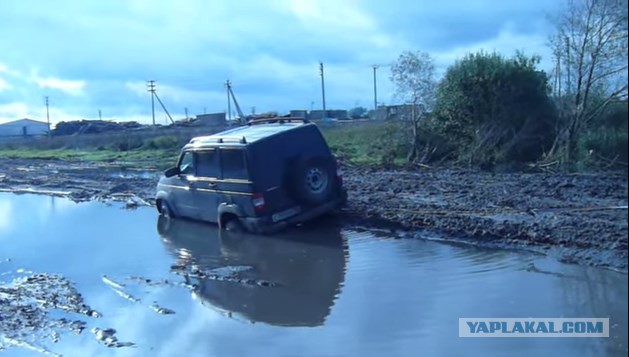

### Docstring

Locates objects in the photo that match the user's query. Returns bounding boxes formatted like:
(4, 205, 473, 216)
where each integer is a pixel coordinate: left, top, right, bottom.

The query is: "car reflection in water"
(156, 216, 349, 327)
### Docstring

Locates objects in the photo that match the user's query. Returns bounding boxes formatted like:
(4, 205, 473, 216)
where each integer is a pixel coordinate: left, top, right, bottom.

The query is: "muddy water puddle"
(0, 193, 627, 356)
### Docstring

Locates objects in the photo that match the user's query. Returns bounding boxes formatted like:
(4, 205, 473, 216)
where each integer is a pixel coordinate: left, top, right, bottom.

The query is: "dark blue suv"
(155, 118, 347, 233)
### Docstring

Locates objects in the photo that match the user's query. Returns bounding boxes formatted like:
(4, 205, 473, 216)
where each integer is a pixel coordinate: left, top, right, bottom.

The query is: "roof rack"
(246, 117, 309, 126)
(191, 135, 247, 144)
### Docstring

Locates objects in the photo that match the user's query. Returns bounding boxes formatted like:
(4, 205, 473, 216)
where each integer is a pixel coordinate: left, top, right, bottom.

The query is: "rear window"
(220, 149, 248, 180)
(196, 150, 220, 178)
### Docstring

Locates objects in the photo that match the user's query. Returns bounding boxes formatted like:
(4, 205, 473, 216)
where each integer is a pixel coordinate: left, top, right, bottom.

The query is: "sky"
(0, 0, 563, 125)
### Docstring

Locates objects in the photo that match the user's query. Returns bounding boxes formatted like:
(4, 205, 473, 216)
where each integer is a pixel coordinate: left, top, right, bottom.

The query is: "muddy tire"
(159, 200, 175, 219)
(290, 157, 335, 206)
(224, 218, 245, 233)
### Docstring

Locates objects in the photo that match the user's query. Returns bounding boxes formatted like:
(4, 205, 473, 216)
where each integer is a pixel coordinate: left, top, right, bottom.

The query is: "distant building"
(328, 110, 348, 120)
(289, 110, 308, 119)
(0, 118, 50, 138)
(308, 109, 348, 120)
(195, 113, 227, 126)
(371, 104, 416, 121)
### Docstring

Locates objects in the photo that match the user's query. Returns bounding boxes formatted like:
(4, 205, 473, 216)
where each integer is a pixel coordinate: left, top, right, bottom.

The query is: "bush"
(578, 130, 628, 164)
(143, 136, 181, 150)
(432, 51, 557, 167)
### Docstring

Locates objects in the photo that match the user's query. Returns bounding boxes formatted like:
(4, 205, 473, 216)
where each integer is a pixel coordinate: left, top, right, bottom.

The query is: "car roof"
(185, 122, 309, 148)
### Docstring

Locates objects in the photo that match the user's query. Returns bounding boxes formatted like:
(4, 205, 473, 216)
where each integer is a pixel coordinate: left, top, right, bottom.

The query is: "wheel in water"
(224, 219, 245, 233)
(160, 200, 174, 218)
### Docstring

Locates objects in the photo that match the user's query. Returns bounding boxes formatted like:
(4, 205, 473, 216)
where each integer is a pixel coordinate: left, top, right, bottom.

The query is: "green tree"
(432, 51, 557, 167)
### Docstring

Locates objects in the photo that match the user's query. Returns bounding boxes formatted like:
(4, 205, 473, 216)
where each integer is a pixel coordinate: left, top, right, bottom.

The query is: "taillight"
(252, 193, 266, 213)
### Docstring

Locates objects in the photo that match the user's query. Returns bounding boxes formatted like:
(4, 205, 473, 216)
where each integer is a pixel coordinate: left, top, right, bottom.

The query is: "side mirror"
(164, 167, 180, 178)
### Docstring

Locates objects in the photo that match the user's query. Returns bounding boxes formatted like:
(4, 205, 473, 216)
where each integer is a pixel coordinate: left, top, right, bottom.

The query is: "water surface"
(1, 193, 627, 356)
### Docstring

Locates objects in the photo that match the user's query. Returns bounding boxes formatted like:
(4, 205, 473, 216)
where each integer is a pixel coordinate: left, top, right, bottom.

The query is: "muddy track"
(0, 158, 627, 271)
(341, 167, 628, 271)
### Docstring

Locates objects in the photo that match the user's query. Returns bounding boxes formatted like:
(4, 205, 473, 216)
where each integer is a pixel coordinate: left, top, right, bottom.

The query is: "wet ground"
(0, 158, 627, 270)
(1, 193, 627, 356)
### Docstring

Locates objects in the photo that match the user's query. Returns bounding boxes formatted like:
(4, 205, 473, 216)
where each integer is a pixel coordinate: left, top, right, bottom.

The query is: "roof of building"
(0, 118, 49, 126)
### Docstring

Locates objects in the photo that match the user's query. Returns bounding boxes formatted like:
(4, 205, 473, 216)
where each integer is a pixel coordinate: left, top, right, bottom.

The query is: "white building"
(0, 118, 50, 138)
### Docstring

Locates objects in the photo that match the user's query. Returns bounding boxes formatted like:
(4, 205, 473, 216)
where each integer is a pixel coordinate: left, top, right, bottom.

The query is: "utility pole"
(372, 65, 379, 110)
(225, 80, 232, 121)
(147, 80, 156, 125)
(98, 109, 102, 120)
(319, 62, 326, 115)
(44, 96, 50, 137)
(146, 80, 174, 125)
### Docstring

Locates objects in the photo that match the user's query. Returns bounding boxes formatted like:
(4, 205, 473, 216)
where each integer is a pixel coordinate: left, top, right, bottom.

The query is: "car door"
(169, 150, 198, 219)
(216, 147, 254, 214)
(189, 149, 221, 223)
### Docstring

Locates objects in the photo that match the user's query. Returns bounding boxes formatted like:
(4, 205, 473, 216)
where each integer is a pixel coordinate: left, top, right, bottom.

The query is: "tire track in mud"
(341, 167, 628, 271)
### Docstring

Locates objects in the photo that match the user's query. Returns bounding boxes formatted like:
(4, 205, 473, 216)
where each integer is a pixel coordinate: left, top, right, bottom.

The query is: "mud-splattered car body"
(155, 118, 347, 234)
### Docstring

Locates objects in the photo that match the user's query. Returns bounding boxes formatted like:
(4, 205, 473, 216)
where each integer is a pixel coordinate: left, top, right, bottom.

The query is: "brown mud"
(1, 158, 627, 271)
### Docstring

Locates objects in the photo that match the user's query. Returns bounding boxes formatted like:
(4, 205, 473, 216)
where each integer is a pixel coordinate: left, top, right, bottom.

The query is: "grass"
(0, 121, 409, 169)
(321, 121, 411, 166)
(1, 148, 178, 170)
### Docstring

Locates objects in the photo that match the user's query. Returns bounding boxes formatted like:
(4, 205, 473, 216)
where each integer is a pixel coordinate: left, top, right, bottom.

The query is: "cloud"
(433, 24, 554, 73)
(0, 101, 151, 125)
(0, 77, 11, 92)
(0, 102, 32, 120)
(0, 0, 563, 124)
(30, 73, 86, 96)
(0, 63, 18, 92)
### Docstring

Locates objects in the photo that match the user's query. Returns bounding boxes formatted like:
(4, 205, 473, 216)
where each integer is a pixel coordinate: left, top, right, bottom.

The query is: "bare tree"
(390, 51, 437, 162)
(549, 0, 628, 161)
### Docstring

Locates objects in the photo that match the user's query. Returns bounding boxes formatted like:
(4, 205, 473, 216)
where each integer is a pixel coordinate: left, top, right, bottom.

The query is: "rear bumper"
(242, 188, 347, 234)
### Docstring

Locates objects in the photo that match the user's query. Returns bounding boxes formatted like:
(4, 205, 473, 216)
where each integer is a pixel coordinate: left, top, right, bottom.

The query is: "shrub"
(578, 130, 628, 165)
(143, 136, 181, 150)
(432, 51, 557, 167)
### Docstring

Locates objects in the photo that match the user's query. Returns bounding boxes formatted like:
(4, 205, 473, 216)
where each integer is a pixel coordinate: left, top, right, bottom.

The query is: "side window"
(196, 150, 220, 178)
(178, 151, 195, 175)
(220, 149, 248, 180)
